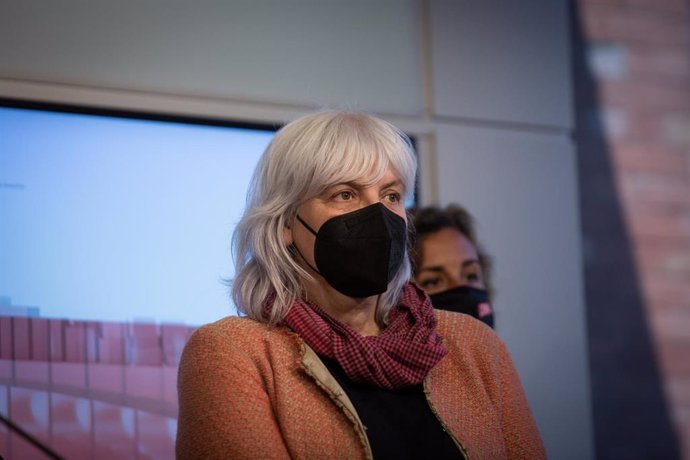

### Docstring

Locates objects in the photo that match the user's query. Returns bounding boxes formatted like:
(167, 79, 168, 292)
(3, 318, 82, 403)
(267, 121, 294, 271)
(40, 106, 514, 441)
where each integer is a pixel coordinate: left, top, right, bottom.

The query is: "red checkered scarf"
(283, 282, 448, 389)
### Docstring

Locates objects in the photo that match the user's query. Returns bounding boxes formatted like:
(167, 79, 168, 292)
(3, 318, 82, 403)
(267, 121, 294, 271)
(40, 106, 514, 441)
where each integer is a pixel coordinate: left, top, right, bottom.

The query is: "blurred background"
(0, 1, 688, 459)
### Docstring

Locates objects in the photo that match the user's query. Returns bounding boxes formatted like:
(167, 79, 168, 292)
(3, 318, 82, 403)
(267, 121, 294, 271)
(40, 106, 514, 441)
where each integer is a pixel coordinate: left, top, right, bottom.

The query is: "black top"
(321, 356, 462, 460)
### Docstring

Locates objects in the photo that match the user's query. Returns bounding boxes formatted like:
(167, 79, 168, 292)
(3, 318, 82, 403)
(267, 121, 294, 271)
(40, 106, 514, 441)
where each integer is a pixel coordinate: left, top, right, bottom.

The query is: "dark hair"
(410, 204, 494, 299)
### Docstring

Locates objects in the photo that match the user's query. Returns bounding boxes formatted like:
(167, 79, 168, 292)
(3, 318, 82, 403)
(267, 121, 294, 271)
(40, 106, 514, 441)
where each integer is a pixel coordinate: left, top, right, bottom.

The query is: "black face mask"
(294, 203, 407, 298)
(429, 286, 494, 328)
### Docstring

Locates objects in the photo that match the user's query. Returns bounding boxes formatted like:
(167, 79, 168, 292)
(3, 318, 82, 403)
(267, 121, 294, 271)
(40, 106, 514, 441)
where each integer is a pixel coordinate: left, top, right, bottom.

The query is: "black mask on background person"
(294, 203, 407, 298)
(429, 286, 494, 328)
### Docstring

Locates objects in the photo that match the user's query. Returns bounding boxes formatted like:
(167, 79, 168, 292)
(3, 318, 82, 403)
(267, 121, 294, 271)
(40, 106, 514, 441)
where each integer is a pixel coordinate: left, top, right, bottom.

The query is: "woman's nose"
(446, 275, 465, 290)
(361, 190, 381, 207)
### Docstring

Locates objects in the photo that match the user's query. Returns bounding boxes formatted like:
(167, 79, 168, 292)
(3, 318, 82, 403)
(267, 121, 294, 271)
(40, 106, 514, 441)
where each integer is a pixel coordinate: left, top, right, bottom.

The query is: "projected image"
(0, 105, 274, 326)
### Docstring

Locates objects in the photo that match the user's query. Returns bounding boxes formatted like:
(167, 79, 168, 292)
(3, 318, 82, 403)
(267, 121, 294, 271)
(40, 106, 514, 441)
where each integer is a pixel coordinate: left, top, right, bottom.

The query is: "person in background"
(412, 205, 495, 328)
(176, 110, 545, 459)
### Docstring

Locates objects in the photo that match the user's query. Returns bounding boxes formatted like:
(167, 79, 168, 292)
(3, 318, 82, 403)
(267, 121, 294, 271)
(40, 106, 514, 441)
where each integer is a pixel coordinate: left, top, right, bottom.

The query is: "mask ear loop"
(295, 214, 318, 236)
(292, 215, 322, 275)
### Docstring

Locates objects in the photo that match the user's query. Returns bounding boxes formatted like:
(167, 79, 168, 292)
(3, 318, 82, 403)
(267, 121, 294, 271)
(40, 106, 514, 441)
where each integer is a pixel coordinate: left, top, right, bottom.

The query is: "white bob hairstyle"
(231, 110, 417, 325)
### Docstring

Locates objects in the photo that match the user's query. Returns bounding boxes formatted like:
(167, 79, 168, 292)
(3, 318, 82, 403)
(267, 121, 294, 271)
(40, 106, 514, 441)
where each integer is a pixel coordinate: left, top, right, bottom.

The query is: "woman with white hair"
(176, 111, 545, 459)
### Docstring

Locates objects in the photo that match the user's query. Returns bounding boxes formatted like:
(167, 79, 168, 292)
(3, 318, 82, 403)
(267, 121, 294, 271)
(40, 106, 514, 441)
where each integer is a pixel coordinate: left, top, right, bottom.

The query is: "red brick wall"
(578, 0, 690, 457)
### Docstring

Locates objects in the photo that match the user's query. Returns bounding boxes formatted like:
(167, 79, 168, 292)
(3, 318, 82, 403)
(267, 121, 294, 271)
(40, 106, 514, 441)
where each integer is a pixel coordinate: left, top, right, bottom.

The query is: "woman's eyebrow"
(327, 181, 362, 189)
(419, 266, 444, 273)
(381, 180, 402, 189)
(328, 179, 403, 190)
(461, 259, 480, 269)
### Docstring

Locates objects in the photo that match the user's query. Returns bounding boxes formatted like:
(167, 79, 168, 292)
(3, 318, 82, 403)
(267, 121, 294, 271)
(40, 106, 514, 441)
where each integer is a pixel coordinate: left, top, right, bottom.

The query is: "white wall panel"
(429, 0, 573, 129)
(435, 123, 593, 459)
(0, 1, 423, 115)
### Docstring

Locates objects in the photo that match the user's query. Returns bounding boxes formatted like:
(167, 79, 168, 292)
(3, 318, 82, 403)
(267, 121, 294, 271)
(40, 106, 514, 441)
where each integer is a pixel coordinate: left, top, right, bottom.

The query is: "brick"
(643, 286, 690, 312)
(581, 0, 627, 6)
(626, 212, 690, 242)
(578, 0, 690, 453)
(657, 340, 690, 377)
(623, 113, 670, 144)
(666, 378, 690, 406)
(623, 0, 689, 15)
(583, 0, 689, 13)
(640, 267, 690, 298)
(663, 113, 690, 148)
(582, 4, 690, 47)
(645, 299, 690, 320)
(610, 144, 689, 174)
(599, 80, 690, 112)
(618, 171, 690, 210)
(637, 242, 690, 267)
(628, 45, 690, 81)
(674, 418, 690, 460)
(640, 260, 690, 286)
(626, 202, 690, 227)
(635, 243, 690, 280)
(649, 309, 690, 341)
(622, 194, 690, 218)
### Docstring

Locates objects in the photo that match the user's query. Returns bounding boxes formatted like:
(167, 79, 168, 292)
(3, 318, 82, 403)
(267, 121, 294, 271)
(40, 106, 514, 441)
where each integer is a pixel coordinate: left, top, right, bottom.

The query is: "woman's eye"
(419, 277, 441, 289)
(464, 269, 484, 286)
(334, 191, 353, 201)
(385, 192, 401, 203)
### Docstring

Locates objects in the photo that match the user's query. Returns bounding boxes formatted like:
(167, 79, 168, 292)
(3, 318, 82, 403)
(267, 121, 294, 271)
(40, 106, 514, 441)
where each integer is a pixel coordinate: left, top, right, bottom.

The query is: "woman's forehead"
(324, 167, 404, 189)
(422, 228, 479, 265)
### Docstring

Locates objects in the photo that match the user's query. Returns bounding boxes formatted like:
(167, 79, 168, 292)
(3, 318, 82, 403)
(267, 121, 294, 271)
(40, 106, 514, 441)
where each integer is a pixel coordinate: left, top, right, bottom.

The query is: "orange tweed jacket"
(176, 310, 546, 459)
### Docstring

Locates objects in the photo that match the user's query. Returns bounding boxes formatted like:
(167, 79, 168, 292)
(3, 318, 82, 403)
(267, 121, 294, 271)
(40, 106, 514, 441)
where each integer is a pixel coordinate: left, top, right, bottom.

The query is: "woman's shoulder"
(184, 315, 297, 359)
(434, 310, 506, 359)
(430, 311, 517, 393)
(435, 309, 495, 337)
(190, 315, 261, 341)
(199, 315, 271, 335)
